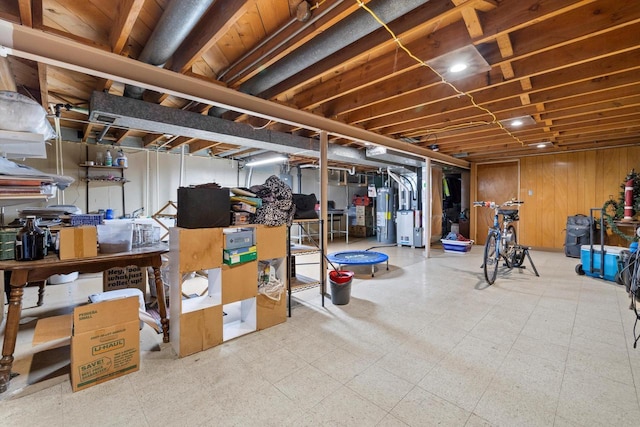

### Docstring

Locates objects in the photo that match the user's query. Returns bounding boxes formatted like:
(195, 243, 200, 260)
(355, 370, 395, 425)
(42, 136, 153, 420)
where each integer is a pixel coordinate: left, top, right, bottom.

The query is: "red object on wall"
(353, 195, 371, 206)
(624, 178, 634, 220)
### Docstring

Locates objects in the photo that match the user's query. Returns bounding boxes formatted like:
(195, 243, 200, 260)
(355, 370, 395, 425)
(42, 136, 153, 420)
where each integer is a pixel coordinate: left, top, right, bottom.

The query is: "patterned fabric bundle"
(250, 175, 296, 226)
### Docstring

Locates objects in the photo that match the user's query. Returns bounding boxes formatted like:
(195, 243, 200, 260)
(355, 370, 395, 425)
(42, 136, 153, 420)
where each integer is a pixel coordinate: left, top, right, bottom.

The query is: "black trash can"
(329, 270, 354, 305)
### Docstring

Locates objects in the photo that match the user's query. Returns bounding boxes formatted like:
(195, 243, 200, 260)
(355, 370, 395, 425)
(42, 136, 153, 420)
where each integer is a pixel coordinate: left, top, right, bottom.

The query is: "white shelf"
(223, 297, 257, 341)
(180, 268, 222, 314)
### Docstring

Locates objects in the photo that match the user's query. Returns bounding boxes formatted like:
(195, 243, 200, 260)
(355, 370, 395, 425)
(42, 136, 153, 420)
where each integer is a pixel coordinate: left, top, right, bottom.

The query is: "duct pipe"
(124, 0, 215, 99)
(145, 150, 150, 217)
(54, 115, 64, 204)
(242, 0, 427, 96)
(95, 124, 110, 143)
(209, 0, 429, 116)
(179, 145, 185, 187)
(218, 0, 345, 83)
(245, 166, 254, 188)
(387, 168, 410, 193)
(0, 21, 469, 168)
(388, 168, 411, 210)
(299, 164, 355, 175)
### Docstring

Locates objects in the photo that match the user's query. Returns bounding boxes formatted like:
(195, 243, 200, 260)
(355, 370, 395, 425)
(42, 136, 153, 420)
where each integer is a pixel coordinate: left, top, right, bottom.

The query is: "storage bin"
(97, 223, 133, 253)
(580, 245, 624, 281)
(441, 239, 473, 254)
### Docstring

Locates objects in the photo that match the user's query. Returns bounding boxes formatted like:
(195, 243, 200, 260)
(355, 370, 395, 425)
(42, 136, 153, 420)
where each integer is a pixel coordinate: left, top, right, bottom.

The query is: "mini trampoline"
(327, 251, 389, 277)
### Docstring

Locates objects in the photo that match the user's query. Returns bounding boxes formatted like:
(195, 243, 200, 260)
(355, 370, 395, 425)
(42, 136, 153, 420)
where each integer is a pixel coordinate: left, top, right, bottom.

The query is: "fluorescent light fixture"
(0, 130, 47, 158)
(245, 155, 287, 167)
(511, 119, 523, 127)
(366, 145, 387, 156)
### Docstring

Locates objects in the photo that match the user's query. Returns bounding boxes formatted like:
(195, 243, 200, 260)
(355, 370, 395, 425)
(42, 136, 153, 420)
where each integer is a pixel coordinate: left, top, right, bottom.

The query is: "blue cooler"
(580, 245, 624, 281)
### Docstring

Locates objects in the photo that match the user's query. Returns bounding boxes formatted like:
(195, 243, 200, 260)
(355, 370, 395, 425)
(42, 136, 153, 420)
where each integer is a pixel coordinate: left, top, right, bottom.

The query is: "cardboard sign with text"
(103, 265, 147, 294)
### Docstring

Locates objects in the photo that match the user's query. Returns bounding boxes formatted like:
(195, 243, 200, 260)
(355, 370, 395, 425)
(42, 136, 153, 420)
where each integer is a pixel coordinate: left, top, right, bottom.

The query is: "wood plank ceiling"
(0, 0, 638, 169)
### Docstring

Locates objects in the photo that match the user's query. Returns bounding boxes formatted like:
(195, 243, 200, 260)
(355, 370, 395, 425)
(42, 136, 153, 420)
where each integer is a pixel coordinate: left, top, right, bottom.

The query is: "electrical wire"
(355, 0, 526, 147)
(310, 1, 327, 11)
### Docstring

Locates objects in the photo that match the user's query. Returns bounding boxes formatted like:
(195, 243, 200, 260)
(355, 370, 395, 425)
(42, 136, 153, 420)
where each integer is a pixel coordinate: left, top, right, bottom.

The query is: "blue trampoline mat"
(327, 251, 389, 265)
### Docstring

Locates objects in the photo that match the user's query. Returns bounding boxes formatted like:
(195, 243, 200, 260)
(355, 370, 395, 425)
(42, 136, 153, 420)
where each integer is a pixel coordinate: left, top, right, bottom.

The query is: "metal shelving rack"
(79, 163, 127, 215)
(286, 219, 325, 316)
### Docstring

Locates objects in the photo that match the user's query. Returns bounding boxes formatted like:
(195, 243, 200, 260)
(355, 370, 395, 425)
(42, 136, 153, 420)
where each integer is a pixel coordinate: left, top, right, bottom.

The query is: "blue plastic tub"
(580, 245, 624, 281)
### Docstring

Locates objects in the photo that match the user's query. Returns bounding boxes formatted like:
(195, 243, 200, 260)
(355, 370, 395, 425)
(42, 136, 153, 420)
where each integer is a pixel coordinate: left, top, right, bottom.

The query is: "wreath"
(602, 169, 640, 242)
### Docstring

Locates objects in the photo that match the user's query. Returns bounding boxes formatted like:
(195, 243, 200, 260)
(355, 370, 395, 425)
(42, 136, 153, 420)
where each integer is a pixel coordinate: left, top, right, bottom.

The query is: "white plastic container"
(97, 223, 133, 253)
(441, 239, 474, 254)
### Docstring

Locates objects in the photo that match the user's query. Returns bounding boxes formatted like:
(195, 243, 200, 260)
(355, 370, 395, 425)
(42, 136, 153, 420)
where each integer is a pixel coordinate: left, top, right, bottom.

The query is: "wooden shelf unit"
(169, 224, 287, 358)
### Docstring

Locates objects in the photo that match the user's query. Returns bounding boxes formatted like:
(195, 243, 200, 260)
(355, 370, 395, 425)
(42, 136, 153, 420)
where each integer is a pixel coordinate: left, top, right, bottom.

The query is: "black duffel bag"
(565, 214, 592, 258)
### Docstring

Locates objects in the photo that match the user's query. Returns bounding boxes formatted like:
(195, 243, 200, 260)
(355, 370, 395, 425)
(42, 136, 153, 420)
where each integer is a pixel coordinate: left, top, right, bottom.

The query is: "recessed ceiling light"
(449, 63, 468, 73)
(425, 45, 491, 81)
(499, 115, 536, 128)
(527, 141, 551, 148)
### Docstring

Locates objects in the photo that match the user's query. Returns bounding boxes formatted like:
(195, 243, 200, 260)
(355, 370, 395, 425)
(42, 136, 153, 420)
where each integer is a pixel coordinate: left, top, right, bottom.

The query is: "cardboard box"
(223, 245, 257, 266)
(349, 225, 373, 237)
(223, 228, 255, 249)
(103, 266, 147, 294)
(59, 226, 98, 260)
(32, 296, 140, 392)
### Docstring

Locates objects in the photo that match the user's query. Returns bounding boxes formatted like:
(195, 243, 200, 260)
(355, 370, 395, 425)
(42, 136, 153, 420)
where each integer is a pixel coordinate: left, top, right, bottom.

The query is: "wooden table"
(0, 244, 169, 393)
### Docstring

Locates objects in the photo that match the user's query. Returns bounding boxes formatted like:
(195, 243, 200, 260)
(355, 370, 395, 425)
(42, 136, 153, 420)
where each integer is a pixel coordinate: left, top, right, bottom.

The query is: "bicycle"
(473, 199, 524, 285)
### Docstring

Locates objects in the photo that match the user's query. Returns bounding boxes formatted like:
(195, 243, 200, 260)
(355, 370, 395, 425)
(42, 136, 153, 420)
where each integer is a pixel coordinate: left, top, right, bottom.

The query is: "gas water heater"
(376, 187, 396, 244)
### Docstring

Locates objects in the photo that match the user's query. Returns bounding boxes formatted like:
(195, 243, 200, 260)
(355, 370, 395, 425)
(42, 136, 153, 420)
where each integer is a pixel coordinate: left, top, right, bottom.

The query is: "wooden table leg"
(0, 271, 27, 393)
(152, 266, 169, 343)
(36, 280, 45, 306)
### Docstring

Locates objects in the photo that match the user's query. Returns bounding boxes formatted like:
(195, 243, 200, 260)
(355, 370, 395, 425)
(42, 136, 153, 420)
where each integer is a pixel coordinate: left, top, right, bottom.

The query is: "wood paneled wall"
(473, 146, 640, 250)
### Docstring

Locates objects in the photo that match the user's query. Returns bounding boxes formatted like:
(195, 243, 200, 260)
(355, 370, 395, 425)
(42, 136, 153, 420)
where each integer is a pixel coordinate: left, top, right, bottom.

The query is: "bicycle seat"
(498, 209, 519, 217)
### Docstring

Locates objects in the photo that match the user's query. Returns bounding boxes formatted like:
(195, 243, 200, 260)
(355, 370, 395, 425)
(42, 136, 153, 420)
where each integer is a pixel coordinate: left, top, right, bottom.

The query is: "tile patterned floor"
(2, 238, 640, 426)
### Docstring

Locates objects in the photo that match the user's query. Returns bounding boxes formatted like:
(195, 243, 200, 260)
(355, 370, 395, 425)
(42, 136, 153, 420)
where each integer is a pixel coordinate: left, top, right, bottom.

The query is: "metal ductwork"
(89, 91, 422, 170)
(208, 0, 430, 117)
(124, 0, 215, 100)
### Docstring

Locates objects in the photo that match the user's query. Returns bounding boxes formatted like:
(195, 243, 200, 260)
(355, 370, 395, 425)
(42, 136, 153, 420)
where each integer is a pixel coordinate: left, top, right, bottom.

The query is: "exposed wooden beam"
(143, 133, 165, 147)
(0, 57, 17, 92)
(110, 0, 145, 54)
(170, 0, 254, 74)
(18, 0, 32, 27)
(221, 0, 373, 87)
(452, 0, 485, 38)
(169, 136, 198, 149)
(114, 129, 134, 145)
(82, 123, 97, 143)
(37, 62, 47, 109)
(188, 140, 219, 154)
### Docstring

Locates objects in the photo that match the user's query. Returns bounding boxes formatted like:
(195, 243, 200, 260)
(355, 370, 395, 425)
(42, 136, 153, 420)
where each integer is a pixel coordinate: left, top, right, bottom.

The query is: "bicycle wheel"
(504, 225, 518, 267)
(484, 232, 499, 285)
